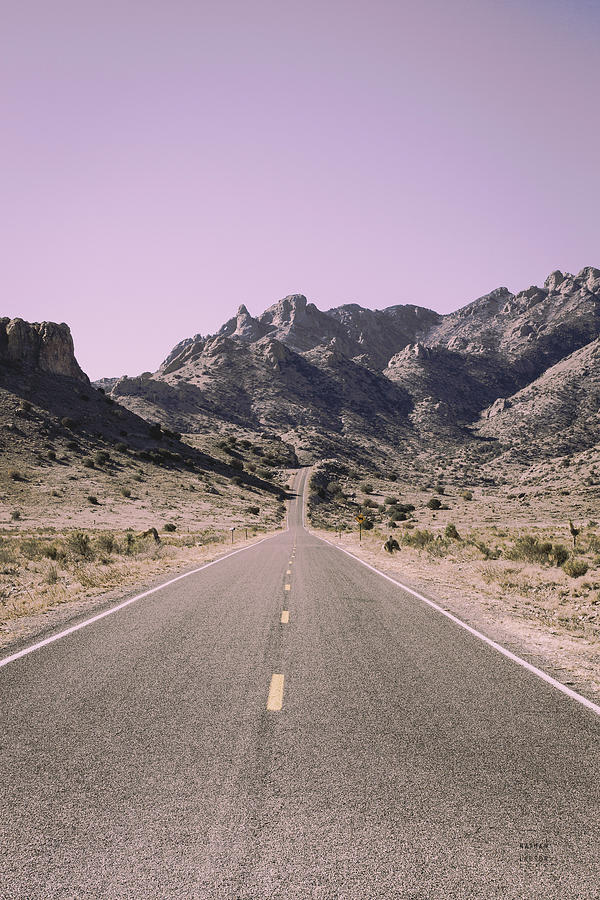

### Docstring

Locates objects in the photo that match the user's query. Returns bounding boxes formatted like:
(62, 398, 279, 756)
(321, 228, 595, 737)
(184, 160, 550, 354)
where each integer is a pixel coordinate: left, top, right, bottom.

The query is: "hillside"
(0, 318, 291, 532)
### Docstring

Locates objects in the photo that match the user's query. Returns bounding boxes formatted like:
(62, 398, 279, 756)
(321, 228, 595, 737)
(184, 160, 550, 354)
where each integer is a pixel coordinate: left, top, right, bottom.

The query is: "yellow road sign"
(356, 514, 365, 523)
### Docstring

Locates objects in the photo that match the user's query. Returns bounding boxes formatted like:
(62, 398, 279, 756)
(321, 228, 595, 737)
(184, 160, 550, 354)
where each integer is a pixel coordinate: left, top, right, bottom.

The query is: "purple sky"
(2, 0, 599, 380)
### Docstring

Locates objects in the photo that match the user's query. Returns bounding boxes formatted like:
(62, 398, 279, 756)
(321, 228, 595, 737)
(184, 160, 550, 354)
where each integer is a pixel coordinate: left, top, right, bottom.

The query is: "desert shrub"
(246, 463, 256, 473)
(66, 440, 79, 451)
(115, 442, 127, 453)
(121, 487, 131, 498)
(43, 543, 65, 561)
(164, 523, 176, 532)
(96, 533, 115, 554)
(45, 564, 59, 585)
(47, 450, 56, 460)
(435, 485, 445, 494)
(148, 423, 162, 440)
(389, 503, 415, 516)
(83, 458, 95, 468)
(9, 470, 24, 481)
(246, 506, 260, 515)
(391, 511, 407, 522)
(230, 459, 244, 471)
(18, 539, 45, 560)
(586, 533, 600, 553)
(68, 531, 93, 558)
(19, 400, 32, 412)
(232, 476, 242, 486)
(389, 474, 398, 482)
(10, 509, 21, 521)
(327, 481, 343, 497)
(360, 482, 374, 494)
(94, 450, 110, 466)
(445, 523, 461, 541)
(403, 528, 434, 549)
(362, 519, 374, 530)
(460, 490, 473, 501)
(506, 535, 551, 564)
(87, 495, 99, 505)
(259, 469, 274, 480)
(551, 544, 569, 567)
(363, 498, 377, 508)
(384, 496, 399, 505)
(427, 497, 442, 510)
(124, 532, 135, 554)
(563, 558, 589, 578)
(61, 416, 76, 429)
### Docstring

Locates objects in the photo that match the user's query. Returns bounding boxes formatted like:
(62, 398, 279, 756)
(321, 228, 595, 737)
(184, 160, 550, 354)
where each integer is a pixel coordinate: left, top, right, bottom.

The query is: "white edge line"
(0, 534, 277, 670)
(316, 534, 600, 719)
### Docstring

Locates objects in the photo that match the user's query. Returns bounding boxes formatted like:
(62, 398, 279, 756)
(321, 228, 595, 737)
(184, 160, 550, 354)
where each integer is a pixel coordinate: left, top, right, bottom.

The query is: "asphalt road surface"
(1, 468, 599, 899)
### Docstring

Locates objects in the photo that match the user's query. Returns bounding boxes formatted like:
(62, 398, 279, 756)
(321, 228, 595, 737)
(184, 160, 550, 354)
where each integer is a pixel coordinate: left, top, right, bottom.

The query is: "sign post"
(356, 514, 365, 541)
(230, 526, 235, 544)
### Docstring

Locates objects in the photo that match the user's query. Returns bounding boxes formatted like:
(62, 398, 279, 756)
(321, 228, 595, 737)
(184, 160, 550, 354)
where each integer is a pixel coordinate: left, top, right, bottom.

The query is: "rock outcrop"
(0, 318, 88, 382)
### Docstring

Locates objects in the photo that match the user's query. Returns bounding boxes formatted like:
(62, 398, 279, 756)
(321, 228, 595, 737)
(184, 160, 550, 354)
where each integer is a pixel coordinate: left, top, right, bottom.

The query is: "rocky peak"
(514, 285, 547, 306)
(0, 318, 88, 382)
(578, 266, 600, 294)
(256, 293, 340, 352)
(259, 294, 309, 329)
(160, 334, 202, 371)
(544, 270, 565, 292)
(217, 304, 267, 343)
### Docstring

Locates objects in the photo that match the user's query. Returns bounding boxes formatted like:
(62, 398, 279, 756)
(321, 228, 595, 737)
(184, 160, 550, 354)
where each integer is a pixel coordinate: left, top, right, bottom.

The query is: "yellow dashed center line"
(286, 569, 291, 575)
(285, 584, 291, 591)
(281, 610, 289, 624)
(267, 674, 284, 711)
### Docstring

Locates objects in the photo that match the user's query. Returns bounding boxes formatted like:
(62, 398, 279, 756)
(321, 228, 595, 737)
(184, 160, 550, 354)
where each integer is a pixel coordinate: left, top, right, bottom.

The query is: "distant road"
(1, 468, 599, 899)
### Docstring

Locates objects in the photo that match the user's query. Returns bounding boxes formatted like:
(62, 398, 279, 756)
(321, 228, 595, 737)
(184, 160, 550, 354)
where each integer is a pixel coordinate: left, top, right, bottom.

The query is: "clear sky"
(2, 0, 599, 380)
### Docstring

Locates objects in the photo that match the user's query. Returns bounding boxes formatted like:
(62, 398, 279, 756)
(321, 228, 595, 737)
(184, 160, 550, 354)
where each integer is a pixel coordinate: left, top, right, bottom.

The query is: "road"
(0, 468, 599, 899)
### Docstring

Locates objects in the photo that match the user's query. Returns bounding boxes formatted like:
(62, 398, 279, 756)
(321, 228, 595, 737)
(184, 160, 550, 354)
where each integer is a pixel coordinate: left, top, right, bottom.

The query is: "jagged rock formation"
(0, 318, 88, 382)
(100, 267, 600, 464)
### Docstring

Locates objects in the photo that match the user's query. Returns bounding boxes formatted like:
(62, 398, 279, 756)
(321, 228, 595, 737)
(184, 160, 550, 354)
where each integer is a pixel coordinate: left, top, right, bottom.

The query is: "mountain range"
(1, 265, 598, 491)
(95, 266, 600, 470)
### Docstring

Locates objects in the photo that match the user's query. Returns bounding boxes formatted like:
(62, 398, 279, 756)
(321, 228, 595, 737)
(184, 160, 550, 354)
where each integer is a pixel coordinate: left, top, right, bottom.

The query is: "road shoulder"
(312, 528, 600, 709)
